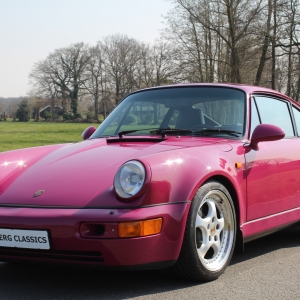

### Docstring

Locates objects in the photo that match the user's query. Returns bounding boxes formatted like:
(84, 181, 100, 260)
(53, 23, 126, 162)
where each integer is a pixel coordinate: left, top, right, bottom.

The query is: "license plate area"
(0, 228, 50, 250)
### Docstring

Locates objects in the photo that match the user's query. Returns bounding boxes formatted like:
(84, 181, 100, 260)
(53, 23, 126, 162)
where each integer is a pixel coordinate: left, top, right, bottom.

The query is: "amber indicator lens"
(118, 218, 162, 238)
(235, 162, 243, 169)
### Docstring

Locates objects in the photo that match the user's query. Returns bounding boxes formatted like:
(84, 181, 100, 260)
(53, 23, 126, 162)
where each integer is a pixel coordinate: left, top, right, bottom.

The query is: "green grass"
(0, 121, 99, 152)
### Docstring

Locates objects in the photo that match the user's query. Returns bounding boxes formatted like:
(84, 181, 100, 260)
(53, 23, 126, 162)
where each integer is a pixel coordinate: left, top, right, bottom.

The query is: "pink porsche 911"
(1, 83, 300, 281)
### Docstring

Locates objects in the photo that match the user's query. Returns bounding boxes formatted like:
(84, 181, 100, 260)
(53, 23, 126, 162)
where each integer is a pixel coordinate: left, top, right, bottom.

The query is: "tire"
(173, 181, 236, 281)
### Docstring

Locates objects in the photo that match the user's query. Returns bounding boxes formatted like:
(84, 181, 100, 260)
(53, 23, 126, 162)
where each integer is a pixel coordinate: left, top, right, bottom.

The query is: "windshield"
(91, 86, 246, 139)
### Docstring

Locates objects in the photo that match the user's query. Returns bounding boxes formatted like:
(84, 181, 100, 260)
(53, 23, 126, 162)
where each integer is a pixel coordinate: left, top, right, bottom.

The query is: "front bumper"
(0, 202, 190, 268)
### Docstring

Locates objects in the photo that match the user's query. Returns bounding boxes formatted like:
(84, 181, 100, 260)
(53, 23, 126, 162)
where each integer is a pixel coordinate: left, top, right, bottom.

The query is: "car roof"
(133, 83, 295, 103)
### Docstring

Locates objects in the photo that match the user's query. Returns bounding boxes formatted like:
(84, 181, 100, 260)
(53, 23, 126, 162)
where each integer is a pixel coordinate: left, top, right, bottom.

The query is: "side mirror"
(82, 126, 96, 140)
(250, 124, 285, 150)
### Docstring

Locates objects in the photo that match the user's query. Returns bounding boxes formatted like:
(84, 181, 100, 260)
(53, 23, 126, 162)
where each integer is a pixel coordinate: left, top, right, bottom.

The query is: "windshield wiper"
(117, 128, 160, 138)
(192, 128, 242, 137)
(152, 128, 193, 137)
(117, 128, 241, 138)
(117, 128, 193, 138)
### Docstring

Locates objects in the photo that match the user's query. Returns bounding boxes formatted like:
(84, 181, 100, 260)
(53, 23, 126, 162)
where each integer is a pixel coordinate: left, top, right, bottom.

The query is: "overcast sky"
(0, 0, 173, 98)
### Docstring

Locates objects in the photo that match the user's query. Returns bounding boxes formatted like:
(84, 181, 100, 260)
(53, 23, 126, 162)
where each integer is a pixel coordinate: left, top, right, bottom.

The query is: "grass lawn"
(0, 121, 99, 152)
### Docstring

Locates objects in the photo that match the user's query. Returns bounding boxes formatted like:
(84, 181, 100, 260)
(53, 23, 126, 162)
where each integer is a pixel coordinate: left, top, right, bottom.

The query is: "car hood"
(0, 136, 228, 208)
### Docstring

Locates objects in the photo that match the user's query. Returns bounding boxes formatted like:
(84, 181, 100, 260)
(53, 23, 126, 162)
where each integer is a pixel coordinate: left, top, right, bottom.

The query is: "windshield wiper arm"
(117, 128, 241, 138)
(117, 128, 193, 138)
(117, 128, 160, 138)
(151, 128, 193, 137)
(192, 129, 242, 137)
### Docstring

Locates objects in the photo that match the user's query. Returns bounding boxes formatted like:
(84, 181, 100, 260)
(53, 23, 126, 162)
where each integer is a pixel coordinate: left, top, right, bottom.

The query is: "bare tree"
(102, 34, 142, 104)
(83, 44, 106, 122)
(30, 43, 91, 117)
(152, 42, 174, 86)
(163, 0, 269, 84)
(29, 62, 61, 120)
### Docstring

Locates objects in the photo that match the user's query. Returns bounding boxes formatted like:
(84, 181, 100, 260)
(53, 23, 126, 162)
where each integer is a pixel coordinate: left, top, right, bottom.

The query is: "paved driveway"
(0, 226, 299, 299)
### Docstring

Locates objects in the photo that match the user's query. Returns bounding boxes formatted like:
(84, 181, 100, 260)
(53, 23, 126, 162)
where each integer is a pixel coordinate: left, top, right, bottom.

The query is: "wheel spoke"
(211, 239, 221, 254)
(206, 200, 218, 220)
(195, 213, 210, 230)
(197, 240, 212, 258)
(217, 217, 225, 232)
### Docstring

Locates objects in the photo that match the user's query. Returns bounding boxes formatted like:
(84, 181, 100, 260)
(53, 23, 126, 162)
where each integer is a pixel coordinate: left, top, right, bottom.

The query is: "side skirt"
(241, 206, 300, 243)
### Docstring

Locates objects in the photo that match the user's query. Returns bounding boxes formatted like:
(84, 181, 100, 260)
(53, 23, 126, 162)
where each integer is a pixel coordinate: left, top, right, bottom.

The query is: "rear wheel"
(173, 181, 236, 281)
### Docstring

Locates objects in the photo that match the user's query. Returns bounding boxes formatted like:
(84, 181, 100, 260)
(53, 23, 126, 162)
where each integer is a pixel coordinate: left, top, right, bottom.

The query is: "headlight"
(114, 160, 147, 199)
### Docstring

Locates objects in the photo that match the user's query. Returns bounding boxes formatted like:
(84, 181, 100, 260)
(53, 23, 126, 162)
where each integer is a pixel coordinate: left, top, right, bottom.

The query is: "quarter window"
(250, 97, 260, 137)
(254, 96, 294, 137)
(292, 106, 300, 136)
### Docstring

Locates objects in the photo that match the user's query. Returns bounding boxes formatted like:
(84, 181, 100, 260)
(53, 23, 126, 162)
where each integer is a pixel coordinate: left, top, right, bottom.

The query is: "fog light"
(118, 218, 162, 238)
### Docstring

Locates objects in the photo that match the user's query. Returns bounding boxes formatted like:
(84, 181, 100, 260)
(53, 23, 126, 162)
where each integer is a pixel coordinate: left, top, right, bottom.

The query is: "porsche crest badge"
(34, 190, 45, 197)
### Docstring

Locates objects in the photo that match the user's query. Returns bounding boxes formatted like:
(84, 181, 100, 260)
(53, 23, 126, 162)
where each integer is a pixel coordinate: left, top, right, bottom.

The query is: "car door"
(245, 95, 300, 221)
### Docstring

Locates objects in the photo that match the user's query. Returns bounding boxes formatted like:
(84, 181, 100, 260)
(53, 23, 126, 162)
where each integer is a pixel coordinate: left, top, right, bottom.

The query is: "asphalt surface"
(0, 226, 300, 300)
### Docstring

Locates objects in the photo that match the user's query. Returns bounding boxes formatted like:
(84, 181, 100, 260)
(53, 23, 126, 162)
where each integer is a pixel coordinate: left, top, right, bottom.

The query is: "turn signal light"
(118, 218, 162, 238)
(235, 162, 243, 169)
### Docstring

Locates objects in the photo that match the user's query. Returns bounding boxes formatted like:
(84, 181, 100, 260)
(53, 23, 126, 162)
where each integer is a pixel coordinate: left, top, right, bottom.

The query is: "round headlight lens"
(114, 160, 146, 199)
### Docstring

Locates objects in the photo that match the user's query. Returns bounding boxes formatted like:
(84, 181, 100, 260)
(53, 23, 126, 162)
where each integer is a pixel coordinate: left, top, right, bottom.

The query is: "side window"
(255, 96, 294, 137)
(292, 106, 300, 136)
(250, 97, 260, 137)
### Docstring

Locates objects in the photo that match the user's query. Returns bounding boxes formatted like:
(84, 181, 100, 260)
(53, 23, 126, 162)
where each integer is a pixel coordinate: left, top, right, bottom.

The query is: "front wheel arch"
(204, 175, 244, 254)
(173, 180, 237, 281)
(204, 175, 240, 226)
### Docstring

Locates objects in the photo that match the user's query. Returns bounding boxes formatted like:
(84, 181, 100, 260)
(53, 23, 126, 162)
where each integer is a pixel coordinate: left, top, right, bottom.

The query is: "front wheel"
(173, 181, 236, 281)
